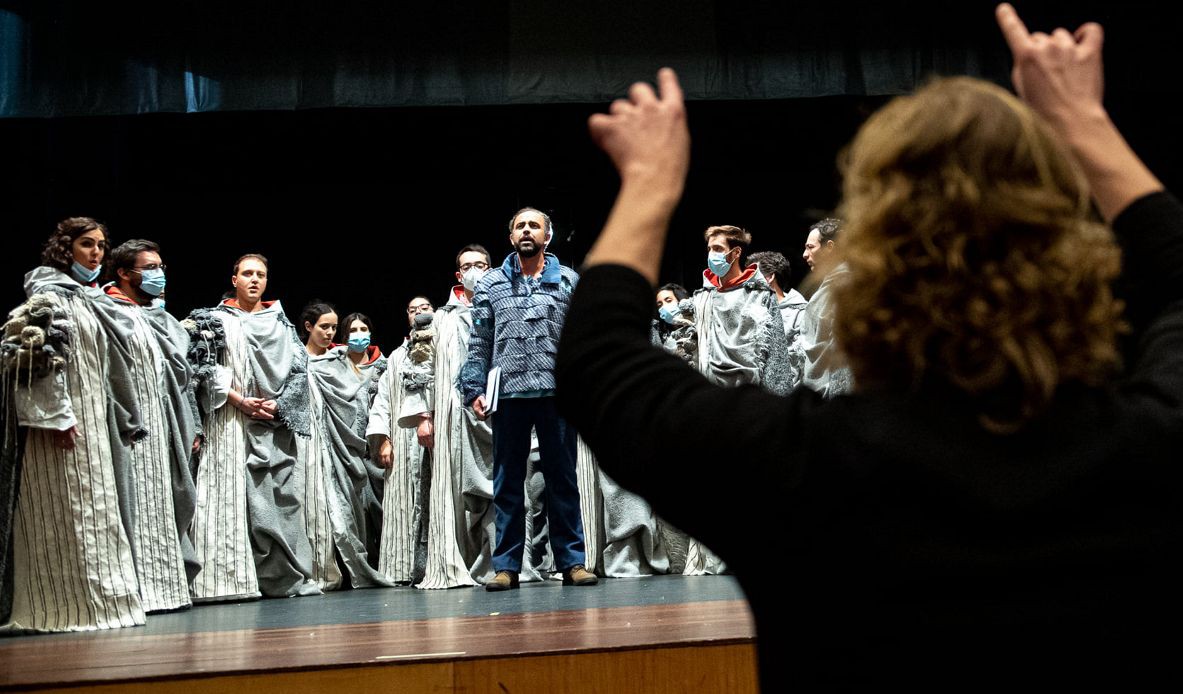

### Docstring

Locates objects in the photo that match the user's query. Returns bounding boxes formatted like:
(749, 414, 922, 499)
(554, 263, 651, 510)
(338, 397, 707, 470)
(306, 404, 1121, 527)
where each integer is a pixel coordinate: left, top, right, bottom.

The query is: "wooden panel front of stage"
(1, 597, 758, 693)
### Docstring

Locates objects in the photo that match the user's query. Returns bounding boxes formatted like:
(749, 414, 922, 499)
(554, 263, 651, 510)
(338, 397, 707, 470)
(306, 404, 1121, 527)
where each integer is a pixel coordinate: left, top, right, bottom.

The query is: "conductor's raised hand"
(588, 68, 690, 194)
(996, 3, 1105, 125)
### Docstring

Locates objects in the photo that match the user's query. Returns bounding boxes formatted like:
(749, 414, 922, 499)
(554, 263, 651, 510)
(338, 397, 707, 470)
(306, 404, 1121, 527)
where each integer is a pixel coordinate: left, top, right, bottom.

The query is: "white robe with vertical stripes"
(190, 309, 260, 602)
(5, 283, 145, 632)
(298, 372, 343, 591)
(366, 342, 428, 584)
(113, 299, 191, 612)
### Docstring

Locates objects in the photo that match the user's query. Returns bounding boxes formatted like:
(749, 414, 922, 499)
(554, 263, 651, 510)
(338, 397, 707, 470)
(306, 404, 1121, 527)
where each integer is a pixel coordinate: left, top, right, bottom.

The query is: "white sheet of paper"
(485, 366, 501, 414)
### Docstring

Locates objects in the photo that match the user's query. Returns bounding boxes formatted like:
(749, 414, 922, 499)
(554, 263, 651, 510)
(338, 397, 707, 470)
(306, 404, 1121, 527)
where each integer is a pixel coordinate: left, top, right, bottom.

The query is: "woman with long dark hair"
(298, 303, 390, 590)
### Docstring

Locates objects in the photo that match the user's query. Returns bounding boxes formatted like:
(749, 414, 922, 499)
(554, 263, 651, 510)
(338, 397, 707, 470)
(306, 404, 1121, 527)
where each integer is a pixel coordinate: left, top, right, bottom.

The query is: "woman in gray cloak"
(337, 312, 389, 560)
(1, 218, 146, 631)
(186, 254, 318, 601)
(297, 304, 390, 591)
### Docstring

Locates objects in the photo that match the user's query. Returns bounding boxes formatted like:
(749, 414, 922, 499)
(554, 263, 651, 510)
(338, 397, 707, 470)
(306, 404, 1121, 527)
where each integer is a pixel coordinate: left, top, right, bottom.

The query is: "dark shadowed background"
(1, 0, 1176, 349)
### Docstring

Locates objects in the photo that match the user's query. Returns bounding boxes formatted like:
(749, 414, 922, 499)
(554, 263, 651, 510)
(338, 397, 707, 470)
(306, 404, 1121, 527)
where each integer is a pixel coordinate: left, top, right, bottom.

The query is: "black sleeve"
(1111, 192, 1183, 406)
(1113, 192, 1183, 331)
(556, 264, 805, 554)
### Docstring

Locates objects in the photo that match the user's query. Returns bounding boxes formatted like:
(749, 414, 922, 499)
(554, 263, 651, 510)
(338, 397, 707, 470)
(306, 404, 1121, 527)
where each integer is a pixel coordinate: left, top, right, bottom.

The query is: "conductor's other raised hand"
(588, 68, 690, 197)
(995, 3, 1105, 127)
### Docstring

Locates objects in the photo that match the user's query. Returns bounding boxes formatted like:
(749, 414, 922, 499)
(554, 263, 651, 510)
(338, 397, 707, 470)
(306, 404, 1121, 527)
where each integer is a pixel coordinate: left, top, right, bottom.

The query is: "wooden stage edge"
(2, 599, 760, 693)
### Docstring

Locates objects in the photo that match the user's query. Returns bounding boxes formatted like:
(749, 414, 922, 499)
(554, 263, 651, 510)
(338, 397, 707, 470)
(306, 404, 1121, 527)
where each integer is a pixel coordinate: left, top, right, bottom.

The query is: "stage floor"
(0, 575, 755, 691)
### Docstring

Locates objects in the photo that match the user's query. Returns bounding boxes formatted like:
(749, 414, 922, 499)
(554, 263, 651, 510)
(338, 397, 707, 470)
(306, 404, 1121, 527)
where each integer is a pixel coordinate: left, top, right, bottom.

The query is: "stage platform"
(0, 575, 758, 693)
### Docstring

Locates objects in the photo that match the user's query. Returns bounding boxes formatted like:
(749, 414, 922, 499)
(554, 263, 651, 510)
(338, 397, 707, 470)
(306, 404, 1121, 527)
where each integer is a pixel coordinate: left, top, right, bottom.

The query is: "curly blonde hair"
(834, 77, 1123, 432)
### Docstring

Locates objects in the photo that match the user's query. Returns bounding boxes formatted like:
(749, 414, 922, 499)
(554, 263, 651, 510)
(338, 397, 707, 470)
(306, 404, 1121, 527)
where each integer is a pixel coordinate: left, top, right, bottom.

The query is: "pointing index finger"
(995, 3, 1032, 55)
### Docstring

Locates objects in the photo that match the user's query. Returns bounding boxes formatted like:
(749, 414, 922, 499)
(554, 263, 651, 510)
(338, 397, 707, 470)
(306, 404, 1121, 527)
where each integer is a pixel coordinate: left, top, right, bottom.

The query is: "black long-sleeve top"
(556, 192, 1183, 689)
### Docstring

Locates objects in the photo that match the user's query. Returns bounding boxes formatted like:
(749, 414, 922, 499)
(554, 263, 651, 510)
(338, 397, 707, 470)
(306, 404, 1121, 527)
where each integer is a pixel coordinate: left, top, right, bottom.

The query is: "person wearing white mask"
(103, 239, 202, 614)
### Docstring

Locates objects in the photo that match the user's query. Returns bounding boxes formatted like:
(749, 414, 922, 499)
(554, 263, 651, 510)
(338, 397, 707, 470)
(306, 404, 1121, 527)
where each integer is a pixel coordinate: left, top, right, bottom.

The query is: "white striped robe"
(366, 343, 428, 584)
(114, 300, 191, 612)
(5, 291, 146, 632)
(415, 306, 477, 589)
(298, 368, 343, 591)
(190, 311, 259, 601)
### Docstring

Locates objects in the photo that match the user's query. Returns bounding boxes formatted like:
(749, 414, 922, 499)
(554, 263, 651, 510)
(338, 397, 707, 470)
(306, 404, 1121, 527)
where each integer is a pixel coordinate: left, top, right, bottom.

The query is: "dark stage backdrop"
(1, 1, 1178, 348)
(0, 96, 890, 347)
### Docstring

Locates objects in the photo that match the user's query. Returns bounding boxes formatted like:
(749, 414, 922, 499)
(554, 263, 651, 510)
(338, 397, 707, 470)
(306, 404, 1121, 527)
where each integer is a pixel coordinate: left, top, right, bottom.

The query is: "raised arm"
(559, 69, 802, 554)
(995, 3, 1161, 222)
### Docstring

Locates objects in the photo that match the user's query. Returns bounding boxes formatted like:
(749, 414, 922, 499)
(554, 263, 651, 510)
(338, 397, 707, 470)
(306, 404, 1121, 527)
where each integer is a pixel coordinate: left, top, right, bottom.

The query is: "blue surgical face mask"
(658, 304, 679, 325)
(707, 251, 732, 278)
(348, 334, 371, 354)
(71, 261, 101, 284)
(138, 268, 167, 297)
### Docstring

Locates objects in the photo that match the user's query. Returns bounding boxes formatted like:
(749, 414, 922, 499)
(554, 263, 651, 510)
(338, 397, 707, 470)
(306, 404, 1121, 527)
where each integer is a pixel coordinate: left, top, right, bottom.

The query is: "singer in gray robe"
(302, 345, 391, 589)
(684, 269, 791, 575)
(104, 284, 197, 613)
(187, 297, 318, 601)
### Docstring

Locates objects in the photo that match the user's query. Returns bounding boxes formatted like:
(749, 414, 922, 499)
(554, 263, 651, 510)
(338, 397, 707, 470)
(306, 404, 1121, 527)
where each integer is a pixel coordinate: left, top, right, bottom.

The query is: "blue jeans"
(491, 396, 586, 573)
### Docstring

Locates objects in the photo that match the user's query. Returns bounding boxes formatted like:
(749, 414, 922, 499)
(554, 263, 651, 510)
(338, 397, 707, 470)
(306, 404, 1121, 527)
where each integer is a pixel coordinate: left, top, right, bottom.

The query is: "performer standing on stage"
(2, 218, 146, 631)
(187, 254, 318, 601)
(299, 302, 391, 590)
(459, 208, 597, 591)
(797, 218, 854, 398)
(410, 246, 494, 589)
(105, 239, 200, 613)
(681, 225, 793, 576)
(367, 296, 434, 585)
(336, 311, 389, 560)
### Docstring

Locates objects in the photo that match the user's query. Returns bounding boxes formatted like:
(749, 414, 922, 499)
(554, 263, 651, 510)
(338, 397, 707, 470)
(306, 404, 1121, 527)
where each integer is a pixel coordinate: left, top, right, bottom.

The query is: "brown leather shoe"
(562, 565, 599, 586)
(485, 570, 519, 591)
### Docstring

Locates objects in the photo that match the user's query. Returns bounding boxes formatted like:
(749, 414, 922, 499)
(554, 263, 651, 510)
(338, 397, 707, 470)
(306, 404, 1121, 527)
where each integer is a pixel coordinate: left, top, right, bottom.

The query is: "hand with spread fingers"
(588, 67, 690, 193)
(584, 68, 691, 283)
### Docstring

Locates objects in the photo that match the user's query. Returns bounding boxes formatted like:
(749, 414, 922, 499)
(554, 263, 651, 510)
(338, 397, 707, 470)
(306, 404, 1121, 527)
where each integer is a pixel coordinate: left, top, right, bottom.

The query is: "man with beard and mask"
(367, 296, 435, 584)
(104, 240, 202, 613)
(185, 254, 318, 602)
(683, 225, 793, 576)
(407, 245, 498, 588)
(459, 208, 598, 591)
(797, 218, 854, 398)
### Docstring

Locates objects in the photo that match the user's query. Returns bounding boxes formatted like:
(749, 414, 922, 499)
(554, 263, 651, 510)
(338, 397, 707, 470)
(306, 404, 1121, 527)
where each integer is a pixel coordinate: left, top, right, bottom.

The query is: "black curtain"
(1, 0, 1022, 118)
(1, 0, 1177, 346)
